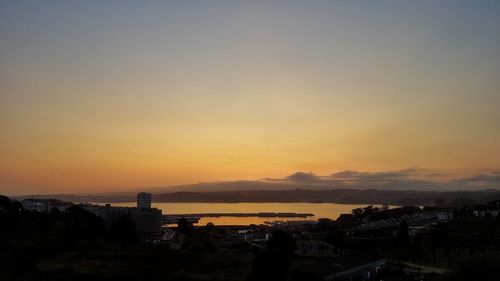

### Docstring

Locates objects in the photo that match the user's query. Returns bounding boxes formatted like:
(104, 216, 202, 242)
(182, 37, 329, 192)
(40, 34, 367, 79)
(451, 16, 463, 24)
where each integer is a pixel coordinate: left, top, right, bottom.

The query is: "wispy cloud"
(286, 172, 319, 182)
(450, 173, 500, 188)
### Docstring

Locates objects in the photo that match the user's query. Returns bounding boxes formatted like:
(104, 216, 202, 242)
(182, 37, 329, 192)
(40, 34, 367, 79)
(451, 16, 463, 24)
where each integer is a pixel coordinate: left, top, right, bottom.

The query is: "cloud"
(263, 168, 500, 191)
(286, 172, 319, 182)
(331, 168, 432, 182)
(332, 171, 405, 180)
(328, 169, 439, 190)
(331, 170, 369, 178)
(451, 173, 500, 188)
(458, 174, 500, 182)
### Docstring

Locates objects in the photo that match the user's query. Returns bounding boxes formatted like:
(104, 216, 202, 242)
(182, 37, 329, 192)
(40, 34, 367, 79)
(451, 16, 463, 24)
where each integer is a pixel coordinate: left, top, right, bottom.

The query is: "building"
(21, 199, 46, 212)
(237, 229, 253, 241)
(297, 240, 335, 256)
(137, 192, 152, 209)
(436, 211, 454, 221)
(131, 208, 162, 239)
(81, 203, 130, 224)
(21, 199, 73, 212)
(82, 202, 163, 240)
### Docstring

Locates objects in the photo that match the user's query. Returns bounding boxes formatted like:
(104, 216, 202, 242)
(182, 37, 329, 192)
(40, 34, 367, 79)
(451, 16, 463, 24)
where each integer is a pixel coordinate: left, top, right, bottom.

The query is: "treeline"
(0, 195, 139, 280)
(0, 194, 301, 281)
(310, 202, 500, 280)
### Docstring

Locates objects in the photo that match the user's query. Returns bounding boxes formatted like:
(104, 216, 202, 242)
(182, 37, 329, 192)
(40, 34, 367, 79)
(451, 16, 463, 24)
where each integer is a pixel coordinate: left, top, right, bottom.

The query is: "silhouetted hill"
(154, 189, 500, 206)
(15, 189, 500, 207)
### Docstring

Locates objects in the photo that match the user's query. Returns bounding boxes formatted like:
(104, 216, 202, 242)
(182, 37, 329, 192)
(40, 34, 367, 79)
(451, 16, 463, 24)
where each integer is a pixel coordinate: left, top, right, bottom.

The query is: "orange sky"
(1, 1, 499, 194)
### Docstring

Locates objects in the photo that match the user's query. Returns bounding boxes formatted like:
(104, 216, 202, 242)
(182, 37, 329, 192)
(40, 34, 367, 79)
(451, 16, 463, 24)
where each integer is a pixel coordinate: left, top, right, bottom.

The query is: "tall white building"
(137, 192, 152, 209)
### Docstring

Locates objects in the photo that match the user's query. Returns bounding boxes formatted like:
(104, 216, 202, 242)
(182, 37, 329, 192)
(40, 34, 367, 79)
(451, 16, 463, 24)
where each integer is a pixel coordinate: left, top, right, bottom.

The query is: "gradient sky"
(1, 1, 499, 194)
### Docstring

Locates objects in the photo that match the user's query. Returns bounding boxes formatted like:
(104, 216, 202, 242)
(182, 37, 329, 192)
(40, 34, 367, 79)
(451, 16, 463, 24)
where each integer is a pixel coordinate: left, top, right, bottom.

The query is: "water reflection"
(111, 202, 389, 226)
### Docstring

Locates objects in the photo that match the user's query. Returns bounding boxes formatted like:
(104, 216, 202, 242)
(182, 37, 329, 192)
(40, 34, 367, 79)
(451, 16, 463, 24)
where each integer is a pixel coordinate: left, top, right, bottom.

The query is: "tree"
(398, 221, 409, 246)
(0, 195, 11, 208)
(317, 218, 336, 232)
(177, 218, 194, 234)
(268, 229, 297, 257)
(64, 205, 106, 240)
(336, 213, 355, 228)
(247, 229, 297, 281)
(110, 215, 138, 249)
(443, 256, 500, 281)
(205, 222, 215, 233)
(247, 250, 291, 281)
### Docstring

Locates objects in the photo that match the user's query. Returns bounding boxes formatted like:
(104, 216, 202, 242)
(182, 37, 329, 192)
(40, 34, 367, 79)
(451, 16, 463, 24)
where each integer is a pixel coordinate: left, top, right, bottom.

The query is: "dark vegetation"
(0, 195, 251, 280)
(3, 194, 500, 280)
(309, 202, 500, 280)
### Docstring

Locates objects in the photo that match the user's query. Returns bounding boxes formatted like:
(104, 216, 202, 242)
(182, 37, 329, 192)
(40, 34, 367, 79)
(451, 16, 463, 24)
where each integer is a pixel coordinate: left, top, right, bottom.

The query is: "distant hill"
(153, 189, 500, 206)
(144, 180, 300, 193)
(13, 189, 500, 207)
(137, 169, 500, 194)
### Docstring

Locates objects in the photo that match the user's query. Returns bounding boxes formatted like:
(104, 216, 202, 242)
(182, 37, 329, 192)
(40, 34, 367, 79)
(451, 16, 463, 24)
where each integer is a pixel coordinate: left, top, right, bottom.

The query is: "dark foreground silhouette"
(2, 195, 500, 281)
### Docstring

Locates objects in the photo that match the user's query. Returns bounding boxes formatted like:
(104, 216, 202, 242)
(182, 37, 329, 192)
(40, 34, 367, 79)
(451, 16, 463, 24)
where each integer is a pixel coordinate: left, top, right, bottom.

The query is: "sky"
(1, 1, 499, 195)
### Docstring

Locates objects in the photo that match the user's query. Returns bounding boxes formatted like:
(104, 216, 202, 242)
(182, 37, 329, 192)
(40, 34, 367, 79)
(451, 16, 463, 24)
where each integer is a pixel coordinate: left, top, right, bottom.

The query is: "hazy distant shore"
(14, 188, 500, 207)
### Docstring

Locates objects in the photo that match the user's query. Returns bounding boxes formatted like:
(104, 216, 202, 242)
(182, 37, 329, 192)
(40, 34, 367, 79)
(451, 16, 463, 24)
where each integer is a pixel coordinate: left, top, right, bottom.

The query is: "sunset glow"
(1, 1, 499, 194)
